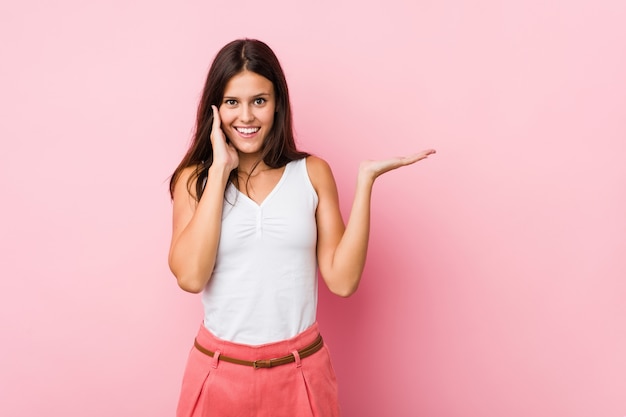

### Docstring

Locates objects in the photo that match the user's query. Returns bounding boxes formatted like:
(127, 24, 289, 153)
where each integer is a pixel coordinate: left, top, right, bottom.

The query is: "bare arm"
(309, 149, 435, 297)
(168, 106, 239, 293)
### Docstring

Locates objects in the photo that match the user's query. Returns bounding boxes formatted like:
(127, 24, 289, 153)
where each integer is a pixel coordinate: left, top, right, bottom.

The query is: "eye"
(254, 98, 266, 105)
(224, 99, 237, 106)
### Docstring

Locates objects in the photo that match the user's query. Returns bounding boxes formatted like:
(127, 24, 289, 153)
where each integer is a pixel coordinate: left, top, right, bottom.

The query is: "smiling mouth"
(236, 127, 260, 134)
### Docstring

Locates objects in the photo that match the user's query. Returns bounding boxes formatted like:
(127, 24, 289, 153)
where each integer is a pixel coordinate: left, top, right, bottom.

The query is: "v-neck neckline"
(232, 162, 291, 208)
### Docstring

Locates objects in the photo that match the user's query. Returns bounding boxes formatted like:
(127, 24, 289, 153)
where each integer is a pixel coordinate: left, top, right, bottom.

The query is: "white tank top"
(201, 158, 319, 345)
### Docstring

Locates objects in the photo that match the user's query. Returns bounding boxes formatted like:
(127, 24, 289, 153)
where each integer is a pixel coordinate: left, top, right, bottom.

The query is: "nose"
(239, 104, 254, 123)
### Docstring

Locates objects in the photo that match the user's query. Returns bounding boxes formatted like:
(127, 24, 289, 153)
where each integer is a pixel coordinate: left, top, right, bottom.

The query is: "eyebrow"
(223, 92, 271, 99)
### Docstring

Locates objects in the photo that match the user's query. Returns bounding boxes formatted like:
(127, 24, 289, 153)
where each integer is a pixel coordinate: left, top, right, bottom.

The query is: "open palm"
(360, 149, 436, 180)
(210, 105, 239, 171)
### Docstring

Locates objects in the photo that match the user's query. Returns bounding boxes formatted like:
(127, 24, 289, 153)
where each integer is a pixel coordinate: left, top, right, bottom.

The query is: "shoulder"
(305, 155, 333, 178)
(305, 155, 337, 194)
(172, 164, 202, 201)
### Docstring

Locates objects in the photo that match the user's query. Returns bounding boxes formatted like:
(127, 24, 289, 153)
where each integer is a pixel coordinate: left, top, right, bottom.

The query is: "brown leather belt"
(193, 334, 324, 369)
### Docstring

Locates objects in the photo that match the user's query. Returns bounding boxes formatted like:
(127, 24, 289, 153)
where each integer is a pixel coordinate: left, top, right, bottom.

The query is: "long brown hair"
(169, 39, 308, 200)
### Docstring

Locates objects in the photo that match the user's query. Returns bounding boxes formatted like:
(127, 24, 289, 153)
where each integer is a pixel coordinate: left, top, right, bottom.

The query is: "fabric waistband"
(195, 322, 321, 361)
(194, 334, 323, 368)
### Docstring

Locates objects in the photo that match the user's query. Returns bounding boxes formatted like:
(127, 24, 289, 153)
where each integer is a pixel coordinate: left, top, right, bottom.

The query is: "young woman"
(169, 39, 435, 417)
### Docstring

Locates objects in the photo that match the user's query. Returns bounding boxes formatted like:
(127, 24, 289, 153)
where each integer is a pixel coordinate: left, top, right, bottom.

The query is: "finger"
(210, 105, 228, 148)
(400, 154, 427, 165)
(211, 105, 221, 131)
(404, 149, 436, 164)
(412, 149, 436, 159)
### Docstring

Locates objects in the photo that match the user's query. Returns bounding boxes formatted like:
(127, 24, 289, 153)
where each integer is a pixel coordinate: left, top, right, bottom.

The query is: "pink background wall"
(1, 1, 625, 416)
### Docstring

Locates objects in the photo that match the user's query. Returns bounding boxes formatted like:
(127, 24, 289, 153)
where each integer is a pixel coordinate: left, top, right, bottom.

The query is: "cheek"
(218, 108, 230, 124)
(218, 111, 239, 135)
(263, 110, 276, 129)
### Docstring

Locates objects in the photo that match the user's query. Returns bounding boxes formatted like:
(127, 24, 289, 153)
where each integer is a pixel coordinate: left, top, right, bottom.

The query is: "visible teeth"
(237, 127, 259, 134)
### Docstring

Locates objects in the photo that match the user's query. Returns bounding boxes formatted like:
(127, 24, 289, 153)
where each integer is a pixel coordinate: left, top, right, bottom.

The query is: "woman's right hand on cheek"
(210, 105, 239, 172)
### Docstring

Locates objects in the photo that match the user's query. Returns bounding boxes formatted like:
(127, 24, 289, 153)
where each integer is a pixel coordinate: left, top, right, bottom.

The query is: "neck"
(237, 155, 269, 177)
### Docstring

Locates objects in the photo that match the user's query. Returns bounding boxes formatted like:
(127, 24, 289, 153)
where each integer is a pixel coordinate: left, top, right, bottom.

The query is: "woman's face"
(218, 70, 276, 158)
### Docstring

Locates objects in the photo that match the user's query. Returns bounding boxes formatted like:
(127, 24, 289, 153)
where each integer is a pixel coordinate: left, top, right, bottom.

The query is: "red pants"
(176, 322, 340, 417)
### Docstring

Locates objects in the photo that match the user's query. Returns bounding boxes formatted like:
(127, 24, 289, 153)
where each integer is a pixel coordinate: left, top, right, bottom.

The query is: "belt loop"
(292, 350, 302, 368)
(212, 350, 221, 369)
